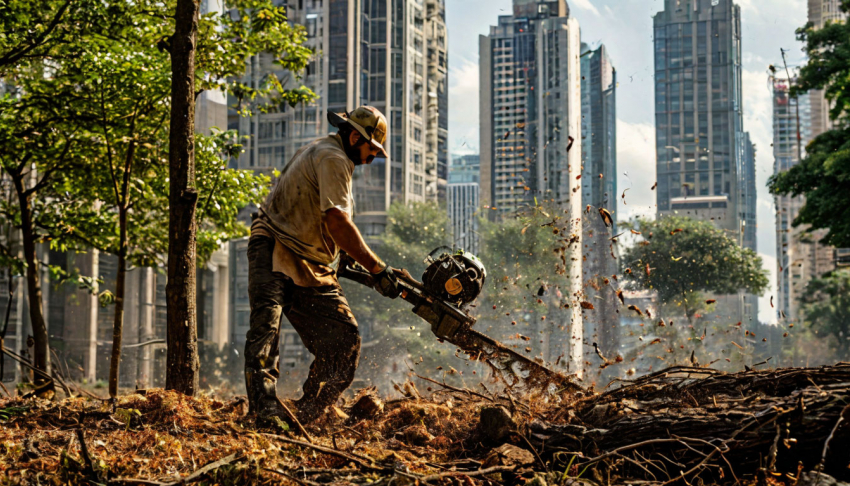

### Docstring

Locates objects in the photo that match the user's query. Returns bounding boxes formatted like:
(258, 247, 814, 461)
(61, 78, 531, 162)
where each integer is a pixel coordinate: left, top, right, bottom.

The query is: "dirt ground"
(1, 364, 849, 485)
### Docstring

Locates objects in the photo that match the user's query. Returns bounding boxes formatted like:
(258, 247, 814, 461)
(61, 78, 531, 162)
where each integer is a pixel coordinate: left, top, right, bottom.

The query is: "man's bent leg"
(245, 235, 287, 415)
(285, 283, 360, 423)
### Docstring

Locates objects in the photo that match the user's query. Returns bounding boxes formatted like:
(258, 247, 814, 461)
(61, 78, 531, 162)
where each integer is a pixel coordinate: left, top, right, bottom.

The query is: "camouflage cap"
(327, 106, 389, 158)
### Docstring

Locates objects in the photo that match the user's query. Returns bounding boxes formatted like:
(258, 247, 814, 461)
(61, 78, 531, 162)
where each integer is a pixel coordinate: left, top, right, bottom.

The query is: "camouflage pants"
(244, 235, 361, 423)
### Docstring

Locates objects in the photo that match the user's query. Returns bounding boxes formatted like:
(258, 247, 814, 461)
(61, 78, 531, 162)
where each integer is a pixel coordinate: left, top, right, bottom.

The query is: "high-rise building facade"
(653, 0, 744, 235)
(479, 0, 582, 218)
(447, 183, 480, 255)
(772, 79, 835, 321)
(742, 132, 756, 252)
(653, 0, 756, 321)
(479, 0, 584, 375)
(229, 0, 448, 236)
(448, 154, 480, 184)
(772, 2, 848, 322)
(808, 0, 847, 138)
(447, 155, 481, 254)
(579, 42, 619, 357)
(741, 131, 758, 320)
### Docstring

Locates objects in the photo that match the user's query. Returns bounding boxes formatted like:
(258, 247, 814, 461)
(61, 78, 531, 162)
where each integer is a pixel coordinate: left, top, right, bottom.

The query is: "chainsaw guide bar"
(338, 255, 577, 394)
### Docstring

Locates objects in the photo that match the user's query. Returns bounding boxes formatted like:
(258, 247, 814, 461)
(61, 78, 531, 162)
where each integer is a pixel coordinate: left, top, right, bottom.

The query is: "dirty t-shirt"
(252, 134, 354, 287)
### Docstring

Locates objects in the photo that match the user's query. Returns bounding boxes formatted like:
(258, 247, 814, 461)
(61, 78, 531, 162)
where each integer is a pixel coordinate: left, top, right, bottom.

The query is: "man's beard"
(343, 137, 374, 165)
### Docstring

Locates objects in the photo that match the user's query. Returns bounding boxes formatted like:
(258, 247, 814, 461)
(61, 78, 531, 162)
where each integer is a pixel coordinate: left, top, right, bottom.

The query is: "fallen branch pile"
(1, 363, 848, 485)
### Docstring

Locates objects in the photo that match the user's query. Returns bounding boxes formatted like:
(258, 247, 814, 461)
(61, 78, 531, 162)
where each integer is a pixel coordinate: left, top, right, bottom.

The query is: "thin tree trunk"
(108, 209, 127, 398)
(108, 133, 134, 399)
(165, 0, 200, 395)
(11, 174, 51, 390)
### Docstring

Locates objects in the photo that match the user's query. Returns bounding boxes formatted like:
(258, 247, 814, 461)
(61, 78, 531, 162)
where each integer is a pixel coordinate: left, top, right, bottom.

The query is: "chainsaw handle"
(338, 252, 419, 290)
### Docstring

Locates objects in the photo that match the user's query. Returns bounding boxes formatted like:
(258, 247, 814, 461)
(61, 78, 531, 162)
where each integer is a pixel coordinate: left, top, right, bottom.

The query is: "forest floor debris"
(1, 364, 849, 485)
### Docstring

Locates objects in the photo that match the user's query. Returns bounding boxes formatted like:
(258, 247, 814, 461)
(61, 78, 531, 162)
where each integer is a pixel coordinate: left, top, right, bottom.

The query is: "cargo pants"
(244, 234, 361, 424)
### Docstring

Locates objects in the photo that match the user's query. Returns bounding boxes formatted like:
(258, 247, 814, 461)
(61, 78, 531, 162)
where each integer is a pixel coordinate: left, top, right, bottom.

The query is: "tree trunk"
(11, 174, 51, 391)
(108, 210, 127, 398)
(165, 0, 200, 396)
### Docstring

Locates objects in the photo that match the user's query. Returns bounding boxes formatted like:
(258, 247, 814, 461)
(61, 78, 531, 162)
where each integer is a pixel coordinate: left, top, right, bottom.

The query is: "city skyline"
(447, 0, 811, 324)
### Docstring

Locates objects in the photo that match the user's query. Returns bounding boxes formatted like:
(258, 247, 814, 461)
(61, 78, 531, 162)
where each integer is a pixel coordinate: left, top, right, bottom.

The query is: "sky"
(445, 0, 810, 324)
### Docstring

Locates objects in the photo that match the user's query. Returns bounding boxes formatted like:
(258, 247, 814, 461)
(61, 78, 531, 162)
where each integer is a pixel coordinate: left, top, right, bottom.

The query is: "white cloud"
(448, 59, 480, 155)
(615, 120, 657, 222)
(571, 0, 601, 17)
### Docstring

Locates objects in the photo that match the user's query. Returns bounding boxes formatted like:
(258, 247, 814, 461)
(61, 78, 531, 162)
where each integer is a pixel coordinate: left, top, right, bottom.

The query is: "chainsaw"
(338, 247, 575, 393)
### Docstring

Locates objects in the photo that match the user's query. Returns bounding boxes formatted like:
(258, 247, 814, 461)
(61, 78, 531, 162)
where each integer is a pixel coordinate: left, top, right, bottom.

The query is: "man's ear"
(349, 130, 361, 145)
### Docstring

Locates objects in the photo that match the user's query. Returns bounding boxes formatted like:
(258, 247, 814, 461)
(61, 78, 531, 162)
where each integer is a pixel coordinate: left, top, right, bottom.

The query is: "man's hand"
(372, 264, 400, 299)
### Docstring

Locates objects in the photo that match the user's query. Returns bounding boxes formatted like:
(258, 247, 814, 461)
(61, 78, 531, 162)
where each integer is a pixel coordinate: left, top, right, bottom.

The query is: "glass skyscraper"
(580, 43, 619, 358)
(653, 0, 757, 322)
(653, 0, 745, 238)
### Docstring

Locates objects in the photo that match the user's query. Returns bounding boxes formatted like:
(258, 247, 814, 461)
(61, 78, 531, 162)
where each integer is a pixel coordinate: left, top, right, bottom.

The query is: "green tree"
(0, 0, 314, 392)
(0, 0, 76, 73)
(164, 0, 315, 395)
(768, 0, 850, 248)
(801, 269, 850, 355)
(620, 216, 768, 324)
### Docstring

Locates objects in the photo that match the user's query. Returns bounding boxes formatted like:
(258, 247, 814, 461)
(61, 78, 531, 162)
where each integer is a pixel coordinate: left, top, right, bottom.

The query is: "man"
(245, 106, 401, 424)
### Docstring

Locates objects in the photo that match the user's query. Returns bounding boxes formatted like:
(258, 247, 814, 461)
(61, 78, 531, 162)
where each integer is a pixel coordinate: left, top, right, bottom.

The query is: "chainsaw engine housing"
(421, 248, 486, 307)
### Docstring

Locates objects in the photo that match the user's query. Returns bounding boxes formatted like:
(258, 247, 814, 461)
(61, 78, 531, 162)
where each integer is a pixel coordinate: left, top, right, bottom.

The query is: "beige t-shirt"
(253, 134, 354, 287)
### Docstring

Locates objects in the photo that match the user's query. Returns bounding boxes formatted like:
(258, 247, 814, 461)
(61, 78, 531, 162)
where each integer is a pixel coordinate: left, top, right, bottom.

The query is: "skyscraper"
(654, 0, 744, 234)
(772, 79, 834, 322)
(447, 183, 480, 255)
(805, 0, 850, 269)
(653, 0, 753, 321)
(580, 43, 618, 358)
(742, 131, 758, 320)
(479, 0, 582, 218)
(448, 154, 480, 184)
(479, 0, 584, 374)
(229, 0, 448, 236)
(808, 0, 847, 139)
(772, 3, 848, 322)
(447, 154, 481, 255)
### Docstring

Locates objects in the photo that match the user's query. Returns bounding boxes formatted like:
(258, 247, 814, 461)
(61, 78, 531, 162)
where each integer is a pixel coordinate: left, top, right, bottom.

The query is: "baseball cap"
(327, 106, 389, 158)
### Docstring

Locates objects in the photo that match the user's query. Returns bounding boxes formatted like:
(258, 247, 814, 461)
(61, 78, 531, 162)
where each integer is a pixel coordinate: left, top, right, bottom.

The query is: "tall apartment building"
(653, 0, 755, 322)
(579, 43, 619, 357)
(806, 0, 850, 268)
(479, 0, 584, 374)
(772, 2, 848, 322)
(448, 154, 480, 184)
(229, 0, 448, 237)
(742, 131, 758, 320)
(447, 155, 481, 255)
(742, 132, 756, 252)
(447, 184, 480, 255)
(479, 0, 582, 218)
(653, 0, 744, 232)
(808, 0, 847, 138)
(772, 79, 833, 321)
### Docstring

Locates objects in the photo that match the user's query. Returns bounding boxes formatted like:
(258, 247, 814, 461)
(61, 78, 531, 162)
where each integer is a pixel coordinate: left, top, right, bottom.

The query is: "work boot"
(255, 396, 298, 429)
(246, 367, 291, 426)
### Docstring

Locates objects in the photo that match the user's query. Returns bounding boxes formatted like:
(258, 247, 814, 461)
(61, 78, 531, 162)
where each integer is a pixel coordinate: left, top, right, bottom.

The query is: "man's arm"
(324, 208, 384, 273)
